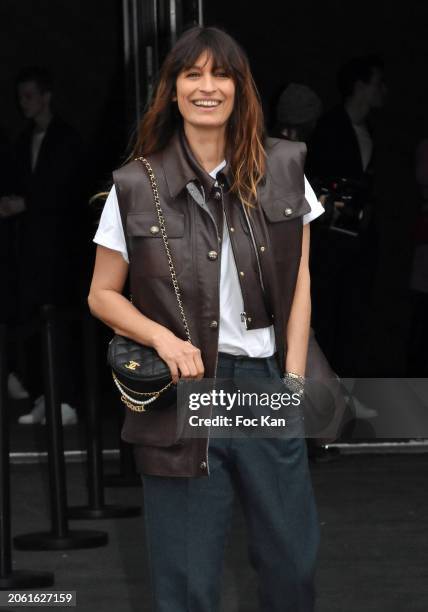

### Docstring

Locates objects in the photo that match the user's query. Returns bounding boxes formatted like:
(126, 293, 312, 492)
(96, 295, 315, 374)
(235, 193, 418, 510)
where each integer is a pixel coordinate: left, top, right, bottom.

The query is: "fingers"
(192, 350, 205, 380)
(186, 346, 204, 380)
(174, 348, 205, 382)
(157, 335, 205, 383)
(177, 347, 204, 380)
(177, 358, 197, 379)
(166, 360, 179, 385)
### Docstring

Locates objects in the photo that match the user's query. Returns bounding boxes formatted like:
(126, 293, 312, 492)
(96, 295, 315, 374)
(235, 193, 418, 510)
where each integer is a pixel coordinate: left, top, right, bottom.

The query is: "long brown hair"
(133, 26, 266, 209)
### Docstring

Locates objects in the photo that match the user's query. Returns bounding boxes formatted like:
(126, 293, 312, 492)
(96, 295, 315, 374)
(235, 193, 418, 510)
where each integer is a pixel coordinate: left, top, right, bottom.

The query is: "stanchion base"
(0, 569, 54, 589)
(103, 474, 141, 487)
(68, 504, 141, 519)
(13, 529, 108, 551)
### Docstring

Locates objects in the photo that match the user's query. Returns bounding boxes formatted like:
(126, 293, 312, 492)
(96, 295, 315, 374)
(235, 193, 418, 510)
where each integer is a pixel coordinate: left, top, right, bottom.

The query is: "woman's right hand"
(152, 328, 205, 384)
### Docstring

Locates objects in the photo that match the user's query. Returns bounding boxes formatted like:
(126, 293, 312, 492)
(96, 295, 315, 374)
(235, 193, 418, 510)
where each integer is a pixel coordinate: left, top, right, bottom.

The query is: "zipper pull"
(240, 312, 249, 330)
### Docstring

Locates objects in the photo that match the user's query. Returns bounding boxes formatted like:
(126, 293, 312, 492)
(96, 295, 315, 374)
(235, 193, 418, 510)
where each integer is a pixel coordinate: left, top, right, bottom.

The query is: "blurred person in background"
(0, 126, 29, 400)
(273, 83, 348, 460)
(273, 82, 323, 143)
(306, 55, 387, 378)
(0, 66, 85, 425)
(307, 55, 386, 183)
(0, 127, 15, 323)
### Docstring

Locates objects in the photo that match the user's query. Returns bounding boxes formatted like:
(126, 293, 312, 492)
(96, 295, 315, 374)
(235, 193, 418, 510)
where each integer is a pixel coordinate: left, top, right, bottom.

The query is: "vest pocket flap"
(126, 212, 185, 238)
(262, 193, 311, 222)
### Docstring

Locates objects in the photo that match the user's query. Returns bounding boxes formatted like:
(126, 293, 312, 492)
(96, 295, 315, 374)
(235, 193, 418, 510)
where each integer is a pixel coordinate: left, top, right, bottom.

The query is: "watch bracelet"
(282, 371, 305, 396)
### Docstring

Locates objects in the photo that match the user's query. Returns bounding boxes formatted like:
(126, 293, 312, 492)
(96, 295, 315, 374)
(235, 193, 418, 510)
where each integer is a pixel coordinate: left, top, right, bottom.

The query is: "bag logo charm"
(124, 360, 140, 370)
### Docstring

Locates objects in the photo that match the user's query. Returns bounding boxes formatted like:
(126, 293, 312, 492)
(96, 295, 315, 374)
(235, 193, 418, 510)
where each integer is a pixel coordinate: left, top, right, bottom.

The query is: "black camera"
(318, 177, 370, 237)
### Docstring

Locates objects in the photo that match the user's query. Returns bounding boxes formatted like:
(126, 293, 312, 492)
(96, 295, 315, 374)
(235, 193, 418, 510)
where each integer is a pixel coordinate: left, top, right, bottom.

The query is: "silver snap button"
(150, 225, 160, 234)
(214, 191, 222, 200)
(209, 320, 218, 329)
(283, 208, 293, 217)
(200, 460, 207, 470)
(208, 250, 218, 260)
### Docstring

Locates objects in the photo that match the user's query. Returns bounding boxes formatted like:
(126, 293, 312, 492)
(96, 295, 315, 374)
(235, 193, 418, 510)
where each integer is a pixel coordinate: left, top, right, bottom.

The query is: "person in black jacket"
(306, 56, 386, 377)
(307, 55, 386, 181)
(0, 67, 84, 424)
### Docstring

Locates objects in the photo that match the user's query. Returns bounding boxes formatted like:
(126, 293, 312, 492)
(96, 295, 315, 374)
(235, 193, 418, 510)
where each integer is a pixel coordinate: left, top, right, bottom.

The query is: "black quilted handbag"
(107, 157, 192, 412)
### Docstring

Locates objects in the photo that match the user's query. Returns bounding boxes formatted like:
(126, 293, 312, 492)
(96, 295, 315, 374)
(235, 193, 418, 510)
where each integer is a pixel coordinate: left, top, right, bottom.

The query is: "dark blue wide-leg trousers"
(142, 353, 320, 611)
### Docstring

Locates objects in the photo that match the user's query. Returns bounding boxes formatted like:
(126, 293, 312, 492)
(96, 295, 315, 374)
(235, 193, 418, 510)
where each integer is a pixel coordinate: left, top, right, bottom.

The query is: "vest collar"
(161, 129, 233, 199)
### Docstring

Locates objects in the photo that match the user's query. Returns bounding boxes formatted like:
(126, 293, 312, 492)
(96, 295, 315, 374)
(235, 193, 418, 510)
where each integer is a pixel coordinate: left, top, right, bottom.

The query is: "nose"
(199, 72, 216, 93)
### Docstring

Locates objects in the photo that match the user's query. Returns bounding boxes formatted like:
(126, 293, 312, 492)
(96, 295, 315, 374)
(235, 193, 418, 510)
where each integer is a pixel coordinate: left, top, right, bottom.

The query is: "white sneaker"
(18, 396, 78, 426)
(8, 372, 30, 400)
(18, 395, 45, 424)
(58, 403, 78, 426)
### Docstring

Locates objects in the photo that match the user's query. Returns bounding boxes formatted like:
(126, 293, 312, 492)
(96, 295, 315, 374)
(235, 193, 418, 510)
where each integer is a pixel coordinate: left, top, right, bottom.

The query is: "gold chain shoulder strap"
(134, 156, 192, 344)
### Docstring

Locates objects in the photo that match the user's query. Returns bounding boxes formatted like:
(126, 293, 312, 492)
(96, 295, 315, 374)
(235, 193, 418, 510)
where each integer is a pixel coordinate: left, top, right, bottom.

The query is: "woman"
(89, 27, 321, 612)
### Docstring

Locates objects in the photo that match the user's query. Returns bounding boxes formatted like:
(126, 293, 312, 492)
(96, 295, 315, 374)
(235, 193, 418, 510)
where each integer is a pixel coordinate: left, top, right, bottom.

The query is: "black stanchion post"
(104, 436, 141, 488)
(0, 324, 53, 588)
(13, 306, 108, 550)
(68, 311, 140, 519)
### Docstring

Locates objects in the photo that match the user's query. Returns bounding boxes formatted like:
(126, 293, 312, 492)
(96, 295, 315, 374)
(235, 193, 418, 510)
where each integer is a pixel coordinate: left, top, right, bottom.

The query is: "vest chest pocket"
(261, 193, 309, 262)
(126, 211, 185, 278)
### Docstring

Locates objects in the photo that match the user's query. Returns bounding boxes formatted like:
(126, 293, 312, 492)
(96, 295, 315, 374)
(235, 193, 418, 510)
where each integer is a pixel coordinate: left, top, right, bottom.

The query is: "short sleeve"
(93, 185, 129, 263)
(303, 175, 325, 225)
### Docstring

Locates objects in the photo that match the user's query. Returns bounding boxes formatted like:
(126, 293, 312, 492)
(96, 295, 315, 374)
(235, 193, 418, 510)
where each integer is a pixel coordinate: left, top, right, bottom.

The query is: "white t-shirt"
(352, 123, 373, 171)
(93, 166, 324, 357)
(31, 130, 46, 171)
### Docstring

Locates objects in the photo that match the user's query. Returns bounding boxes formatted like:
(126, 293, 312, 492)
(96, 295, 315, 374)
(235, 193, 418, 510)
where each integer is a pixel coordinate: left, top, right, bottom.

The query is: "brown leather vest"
(113, 130, 310, 477)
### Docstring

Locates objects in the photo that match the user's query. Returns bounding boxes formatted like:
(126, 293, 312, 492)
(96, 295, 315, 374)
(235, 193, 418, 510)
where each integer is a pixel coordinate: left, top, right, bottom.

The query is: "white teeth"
(193, 100, 220, 107)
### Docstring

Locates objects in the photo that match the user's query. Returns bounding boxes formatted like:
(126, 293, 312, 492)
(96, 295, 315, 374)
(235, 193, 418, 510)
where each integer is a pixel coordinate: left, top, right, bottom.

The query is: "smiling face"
(174, 52, 235, 132)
